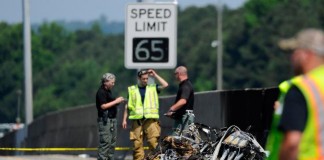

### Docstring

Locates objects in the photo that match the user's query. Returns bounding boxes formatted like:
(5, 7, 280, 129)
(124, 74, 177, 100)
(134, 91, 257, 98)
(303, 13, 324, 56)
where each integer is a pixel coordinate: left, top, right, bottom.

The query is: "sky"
(0, 0, 246, 24)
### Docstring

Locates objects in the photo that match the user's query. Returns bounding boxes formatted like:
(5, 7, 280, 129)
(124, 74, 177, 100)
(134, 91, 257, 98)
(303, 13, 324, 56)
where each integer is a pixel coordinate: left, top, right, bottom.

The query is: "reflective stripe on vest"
(127, 84, 159, 120)
(295, 69, 324, 160)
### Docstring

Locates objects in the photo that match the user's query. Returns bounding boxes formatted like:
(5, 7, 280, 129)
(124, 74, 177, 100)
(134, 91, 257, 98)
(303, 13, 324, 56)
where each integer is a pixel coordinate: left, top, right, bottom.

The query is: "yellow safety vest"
(127, 84, 159, 119)
(267, 65, 324, 160)
(266, 80, 293, 160)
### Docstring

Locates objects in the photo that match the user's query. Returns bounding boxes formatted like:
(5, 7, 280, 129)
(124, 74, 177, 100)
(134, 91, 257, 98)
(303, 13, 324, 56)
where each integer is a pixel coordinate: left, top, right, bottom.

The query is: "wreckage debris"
(146, 123, 268, 160)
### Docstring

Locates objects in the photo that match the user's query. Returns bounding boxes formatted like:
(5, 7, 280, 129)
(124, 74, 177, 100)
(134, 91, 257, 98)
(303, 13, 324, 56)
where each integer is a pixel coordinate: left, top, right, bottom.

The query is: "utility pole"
(217, 0, 223, 90)
(22, 0, 33, 124)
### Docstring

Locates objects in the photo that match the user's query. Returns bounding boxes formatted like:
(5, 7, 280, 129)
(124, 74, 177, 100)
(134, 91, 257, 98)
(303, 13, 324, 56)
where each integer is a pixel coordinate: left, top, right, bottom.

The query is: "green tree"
(2, 0, 324, 122)
(0, 23, 23, 123)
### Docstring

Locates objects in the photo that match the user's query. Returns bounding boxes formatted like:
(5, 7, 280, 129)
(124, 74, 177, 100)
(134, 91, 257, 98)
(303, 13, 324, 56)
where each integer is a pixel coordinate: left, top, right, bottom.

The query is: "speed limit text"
(130, 8, 172, 32)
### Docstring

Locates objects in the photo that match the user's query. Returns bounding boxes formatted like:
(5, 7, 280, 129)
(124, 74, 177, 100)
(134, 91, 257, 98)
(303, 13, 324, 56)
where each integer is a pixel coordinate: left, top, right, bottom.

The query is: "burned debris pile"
(146, 123, 268, 160)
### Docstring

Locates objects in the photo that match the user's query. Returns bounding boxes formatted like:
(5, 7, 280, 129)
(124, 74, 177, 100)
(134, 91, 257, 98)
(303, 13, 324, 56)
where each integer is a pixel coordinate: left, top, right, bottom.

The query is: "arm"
(148, 69, 168, 89)
(170, 98, 187, 111)
(279, 131, 302, 160)
(165, 98, 187, 117)
(122, 104, 128, 129)
(100, 96, 124, 110)
(168, 84, 191, 112)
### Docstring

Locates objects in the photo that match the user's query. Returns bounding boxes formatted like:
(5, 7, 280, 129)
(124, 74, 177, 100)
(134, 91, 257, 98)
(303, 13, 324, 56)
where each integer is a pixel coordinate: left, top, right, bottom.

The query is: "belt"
(135, 118, 157, 126)
(97, 117, 116, 122)
(185, 110, 194, 114)
(136, 118, 146, 126)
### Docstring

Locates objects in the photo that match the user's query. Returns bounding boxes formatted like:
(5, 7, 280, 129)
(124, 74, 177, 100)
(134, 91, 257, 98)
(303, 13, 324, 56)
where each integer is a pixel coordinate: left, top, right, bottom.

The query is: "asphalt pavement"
(0, 154, 96, 160)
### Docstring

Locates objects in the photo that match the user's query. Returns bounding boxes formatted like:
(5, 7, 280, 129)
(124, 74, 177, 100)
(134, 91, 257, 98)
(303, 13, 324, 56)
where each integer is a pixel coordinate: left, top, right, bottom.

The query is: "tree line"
(1, 0, 323, 123)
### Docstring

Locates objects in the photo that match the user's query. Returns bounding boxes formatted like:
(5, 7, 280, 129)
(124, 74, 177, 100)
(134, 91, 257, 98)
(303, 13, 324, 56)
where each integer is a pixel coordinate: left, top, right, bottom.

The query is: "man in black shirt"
(278, 86, 307, 133)
(96, 73, 124, 160)
(166, 66, 194, 135)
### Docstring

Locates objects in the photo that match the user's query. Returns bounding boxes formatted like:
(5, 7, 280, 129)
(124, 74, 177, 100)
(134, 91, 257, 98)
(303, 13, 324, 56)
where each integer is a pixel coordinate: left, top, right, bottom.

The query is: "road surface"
(0, 154, 96, 160)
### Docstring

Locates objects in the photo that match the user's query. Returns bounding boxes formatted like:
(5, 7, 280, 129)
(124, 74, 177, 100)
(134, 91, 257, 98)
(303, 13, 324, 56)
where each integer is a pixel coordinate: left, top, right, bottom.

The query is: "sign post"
(125, 3, 177, 69)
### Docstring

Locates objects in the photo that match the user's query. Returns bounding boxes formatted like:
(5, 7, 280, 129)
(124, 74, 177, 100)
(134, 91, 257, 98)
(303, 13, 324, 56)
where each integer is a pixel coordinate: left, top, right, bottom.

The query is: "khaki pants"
(130, 119, 161, 160)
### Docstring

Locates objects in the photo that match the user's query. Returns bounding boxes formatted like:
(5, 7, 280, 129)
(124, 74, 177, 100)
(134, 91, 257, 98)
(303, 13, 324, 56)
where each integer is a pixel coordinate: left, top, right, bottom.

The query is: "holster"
(102, 110, 109, 124)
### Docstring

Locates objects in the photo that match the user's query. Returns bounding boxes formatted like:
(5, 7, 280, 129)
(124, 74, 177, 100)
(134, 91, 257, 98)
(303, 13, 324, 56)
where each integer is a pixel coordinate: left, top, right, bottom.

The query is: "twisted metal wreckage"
(145, 112, 269, 160)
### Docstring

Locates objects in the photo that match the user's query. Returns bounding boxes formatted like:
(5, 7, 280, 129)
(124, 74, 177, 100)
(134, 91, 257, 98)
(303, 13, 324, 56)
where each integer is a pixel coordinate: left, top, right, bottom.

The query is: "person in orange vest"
(267, 28, 324, 160)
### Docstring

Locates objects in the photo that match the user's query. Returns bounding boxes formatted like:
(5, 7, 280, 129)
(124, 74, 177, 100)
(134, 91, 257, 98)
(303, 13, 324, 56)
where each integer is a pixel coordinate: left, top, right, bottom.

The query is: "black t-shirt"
(174, 79, 194, 119)
(278, 85, 307, 132)
(95, 85, 117, 118)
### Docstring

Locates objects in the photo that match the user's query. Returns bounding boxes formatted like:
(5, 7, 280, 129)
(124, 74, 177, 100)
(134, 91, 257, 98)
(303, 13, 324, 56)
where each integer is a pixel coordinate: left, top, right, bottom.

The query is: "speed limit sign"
(125, 3, 177, 69)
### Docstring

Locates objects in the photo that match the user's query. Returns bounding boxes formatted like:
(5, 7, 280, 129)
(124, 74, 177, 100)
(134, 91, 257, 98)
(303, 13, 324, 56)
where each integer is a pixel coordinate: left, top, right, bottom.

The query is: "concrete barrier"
(0, 88, 279, 157)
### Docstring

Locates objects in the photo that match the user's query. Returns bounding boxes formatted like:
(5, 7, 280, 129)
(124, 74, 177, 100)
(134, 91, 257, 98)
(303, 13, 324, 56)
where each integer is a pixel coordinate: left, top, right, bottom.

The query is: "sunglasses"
(137, 70, 152, 77)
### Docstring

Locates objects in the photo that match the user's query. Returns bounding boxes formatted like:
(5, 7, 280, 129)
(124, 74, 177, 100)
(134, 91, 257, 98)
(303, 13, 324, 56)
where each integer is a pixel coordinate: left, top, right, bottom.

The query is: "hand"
(147, 69, 156, 77)
(122, 120, 127, 129)
(164, 110, 175, 117)
(116, 97, 125, 104)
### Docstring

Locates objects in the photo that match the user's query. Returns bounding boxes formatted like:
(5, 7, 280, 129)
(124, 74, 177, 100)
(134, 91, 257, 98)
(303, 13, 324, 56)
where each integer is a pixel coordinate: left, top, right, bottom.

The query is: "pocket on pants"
(130, 130, 136, 141)
(146, 120, 161, 139)
(99, 129, 110, 143)
(130, 121, 142, 141)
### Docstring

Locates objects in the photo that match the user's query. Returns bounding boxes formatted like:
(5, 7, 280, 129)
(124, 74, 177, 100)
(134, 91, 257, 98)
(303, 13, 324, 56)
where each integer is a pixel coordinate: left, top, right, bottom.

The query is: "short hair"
(176, 66, 188, 75)
(101, 73, 115, 84)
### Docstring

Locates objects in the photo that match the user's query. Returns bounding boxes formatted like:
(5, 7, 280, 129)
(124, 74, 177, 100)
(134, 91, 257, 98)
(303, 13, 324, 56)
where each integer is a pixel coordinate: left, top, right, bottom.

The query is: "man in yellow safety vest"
(122, 69, 168, 160)
(267, 28, 324, 159)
